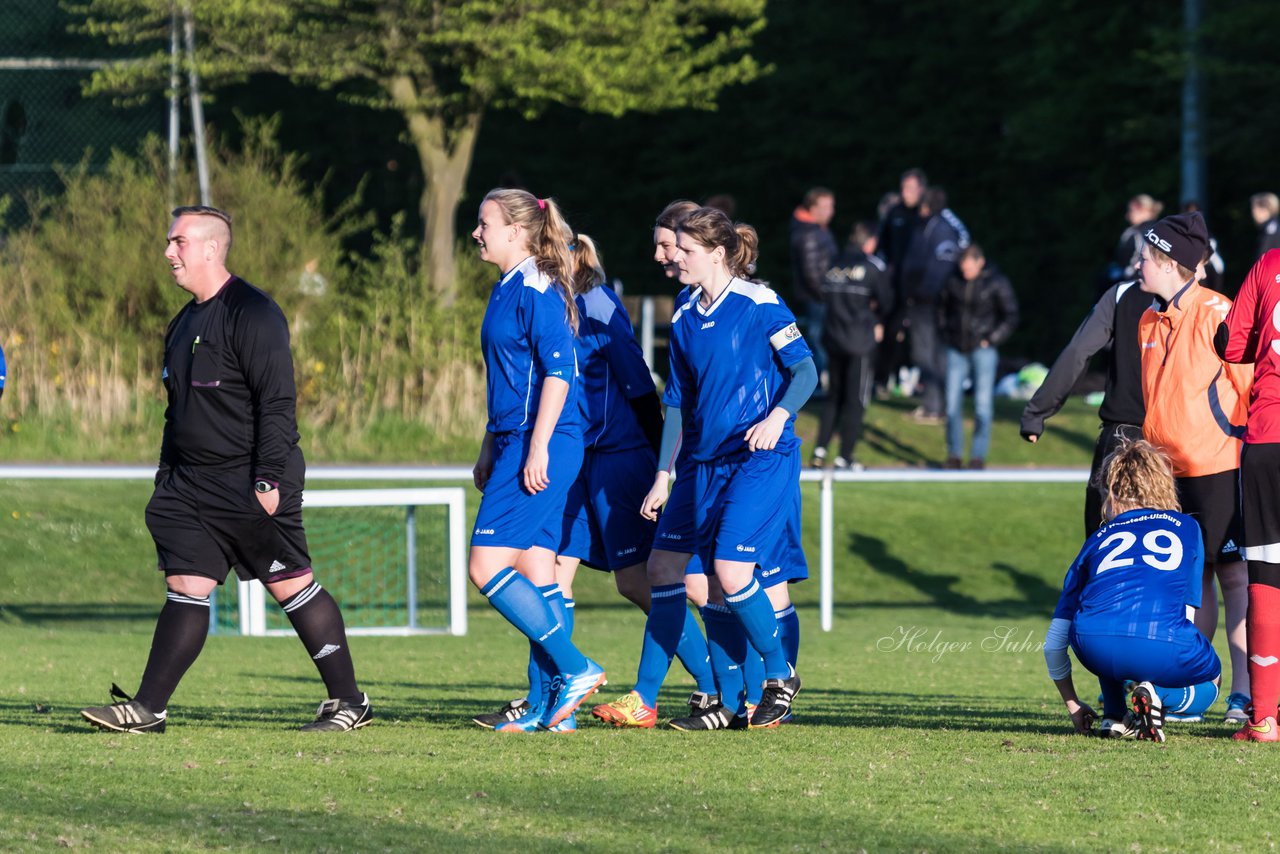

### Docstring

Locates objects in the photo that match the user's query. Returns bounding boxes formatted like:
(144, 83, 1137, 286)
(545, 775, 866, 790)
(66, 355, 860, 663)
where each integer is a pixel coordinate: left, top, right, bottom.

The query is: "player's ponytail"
(570, 233, 606, 296)
(677, 207, 761, 281)
(482, 188, 580, 333)
(1099, 438, 1180, 520)
(730, 223, 759, 279)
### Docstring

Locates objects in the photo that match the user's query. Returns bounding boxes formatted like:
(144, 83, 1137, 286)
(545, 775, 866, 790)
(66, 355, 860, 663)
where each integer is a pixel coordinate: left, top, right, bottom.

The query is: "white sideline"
(1, 464, 1089, 632)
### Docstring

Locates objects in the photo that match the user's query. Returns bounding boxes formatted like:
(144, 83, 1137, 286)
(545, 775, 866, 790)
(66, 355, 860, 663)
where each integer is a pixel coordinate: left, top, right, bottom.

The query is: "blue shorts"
(693, 449, 807, 589)
(471, 430, 584, 551)
(1071, 628, 1221, 689)
(754, 482, 808, 588)
(560, 446, 657, 571)
(654, 465, 697, 557)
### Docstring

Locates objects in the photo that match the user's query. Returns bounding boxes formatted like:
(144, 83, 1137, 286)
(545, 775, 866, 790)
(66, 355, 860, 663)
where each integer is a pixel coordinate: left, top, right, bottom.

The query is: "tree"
(70, 0, 767, 300)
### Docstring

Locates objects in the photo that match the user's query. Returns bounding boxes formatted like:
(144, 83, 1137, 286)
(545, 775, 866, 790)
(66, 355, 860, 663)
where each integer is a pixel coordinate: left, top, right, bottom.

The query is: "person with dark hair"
(811, 222, 893, 470)
(1251, 193, 1280, 261)
(1138, 210, 1252, 725)
(1044, 439, 1222, 742)
(938, 244, 1019, 469)
(81, 206, 372, 734)
(875, 168, 927, 392)
(643, 206, 816, 729)
(1214, 245, 1280, 741)
(789, 187, 838, 387)
(900, 186, 968, 422)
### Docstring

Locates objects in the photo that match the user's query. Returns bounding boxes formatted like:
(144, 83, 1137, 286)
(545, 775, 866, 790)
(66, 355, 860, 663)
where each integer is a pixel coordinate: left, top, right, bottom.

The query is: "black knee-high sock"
(134, 591, 210, 712)
(280, 582, 361, 703)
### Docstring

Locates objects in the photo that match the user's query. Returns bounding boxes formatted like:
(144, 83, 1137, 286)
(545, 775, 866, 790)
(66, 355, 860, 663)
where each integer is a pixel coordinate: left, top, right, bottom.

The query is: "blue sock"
(744, 646, 764, 705)
(633, 584, 688, 708)
(524, 643, 545, 708)
(674, 606, 718, 695)
(1099, 677, 1127, 720)
(1157, 680, 1220, 717)
(481, 568, 586, 675)
(723, 579, 788, 679)
(702, 604, 746, 715)
(776, 604, 799, 668)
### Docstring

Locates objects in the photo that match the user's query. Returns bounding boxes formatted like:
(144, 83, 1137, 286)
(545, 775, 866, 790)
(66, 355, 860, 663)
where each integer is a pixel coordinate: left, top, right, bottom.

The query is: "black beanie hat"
(1144, 211, 1209, 272)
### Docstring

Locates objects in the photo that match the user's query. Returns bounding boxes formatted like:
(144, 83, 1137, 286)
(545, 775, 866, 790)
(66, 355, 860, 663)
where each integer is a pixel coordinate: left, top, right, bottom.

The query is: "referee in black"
(82, 206, 371, 733)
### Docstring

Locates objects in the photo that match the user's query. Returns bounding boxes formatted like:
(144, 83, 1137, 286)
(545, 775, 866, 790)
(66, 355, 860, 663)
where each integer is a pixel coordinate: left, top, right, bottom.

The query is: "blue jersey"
(664, 278, 811, 462)
(1053, 508, 1204, 642)
(480, 256, 581, 436)
(0, 341, 6, 394)
(574, 286, 655, 452)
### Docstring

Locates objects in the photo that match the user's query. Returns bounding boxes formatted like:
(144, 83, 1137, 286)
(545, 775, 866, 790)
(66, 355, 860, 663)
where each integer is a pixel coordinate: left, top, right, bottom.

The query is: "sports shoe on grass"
(1130, 682, 1164, 743)
(1223, 692, 1251, 724)
(1098, 712, 1140, 739)
(473, 698, 531, 729)
(1163, 712, 1203, 723)
(301, 693, 373, 732)
(669, 701, 747, 731)
(496, 705, 544, 733)
(81, 684, 166, 734)
(541, 660, 606, 729)
(749, 670, 801, 729)
(590, 690, 656, 728)
(1232, 716, 1279, 742)
(547, 714, 577, 733)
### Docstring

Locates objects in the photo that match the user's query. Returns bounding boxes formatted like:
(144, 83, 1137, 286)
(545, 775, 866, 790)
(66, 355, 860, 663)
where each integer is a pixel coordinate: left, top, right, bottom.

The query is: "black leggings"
(815, 350, 874, 460)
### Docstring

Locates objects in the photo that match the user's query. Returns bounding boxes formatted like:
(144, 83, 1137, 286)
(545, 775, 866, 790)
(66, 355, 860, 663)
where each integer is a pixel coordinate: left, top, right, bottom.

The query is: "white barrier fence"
(1, 464, 1088, 632)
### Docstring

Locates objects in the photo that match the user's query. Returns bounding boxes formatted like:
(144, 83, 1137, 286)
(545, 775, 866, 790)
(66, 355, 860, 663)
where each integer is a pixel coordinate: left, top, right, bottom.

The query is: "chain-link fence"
(0, 0, 162, 229)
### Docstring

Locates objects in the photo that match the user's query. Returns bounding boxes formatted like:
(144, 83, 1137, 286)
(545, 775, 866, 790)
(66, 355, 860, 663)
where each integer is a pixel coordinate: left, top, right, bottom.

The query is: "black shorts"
(1241, 443, 1280, 564)
(1176, 469, 1243, 564)
(145, 455, 311, 584)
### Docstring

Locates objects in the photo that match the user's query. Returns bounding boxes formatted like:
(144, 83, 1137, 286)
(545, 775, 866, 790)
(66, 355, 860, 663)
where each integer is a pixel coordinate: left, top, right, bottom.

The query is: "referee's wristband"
(254, 480, 279, 494)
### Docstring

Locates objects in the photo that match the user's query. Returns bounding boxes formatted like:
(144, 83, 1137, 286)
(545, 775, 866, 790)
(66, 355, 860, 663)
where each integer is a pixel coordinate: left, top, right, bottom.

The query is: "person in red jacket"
(1215, 246, 1280, 741)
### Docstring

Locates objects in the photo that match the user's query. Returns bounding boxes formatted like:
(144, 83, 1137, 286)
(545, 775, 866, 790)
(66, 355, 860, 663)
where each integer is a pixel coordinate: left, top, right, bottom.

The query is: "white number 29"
(1096, 529, 1183, 575)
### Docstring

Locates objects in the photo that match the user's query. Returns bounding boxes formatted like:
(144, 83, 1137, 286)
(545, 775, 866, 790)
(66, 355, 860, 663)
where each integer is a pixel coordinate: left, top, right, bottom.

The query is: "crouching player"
(1044, 440, 1222, 742)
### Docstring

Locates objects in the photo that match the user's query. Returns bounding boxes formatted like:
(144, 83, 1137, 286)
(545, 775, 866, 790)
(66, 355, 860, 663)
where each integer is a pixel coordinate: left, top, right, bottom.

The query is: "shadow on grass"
(849, 533, 1057, 617)
(0, 603, 157, 622)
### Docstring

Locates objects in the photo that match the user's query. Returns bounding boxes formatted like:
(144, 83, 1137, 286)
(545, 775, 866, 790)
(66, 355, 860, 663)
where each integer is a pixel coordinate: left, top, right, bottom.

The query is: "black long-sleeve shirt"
(1020, 280, 1150, 438)
(159, 276, 300, 482)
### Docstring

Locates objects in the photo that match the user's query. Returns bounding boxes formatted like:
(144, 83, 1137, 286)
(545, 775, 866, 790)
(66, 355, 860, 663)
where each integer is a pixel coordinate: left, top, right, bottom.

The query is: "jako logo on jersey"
(616, 546, 637, 557)
(735, 544, 756, 553)
(661, 533, 683, 541)
(701, 321, 716, 330)
(474, 528, 495, 536)
(1144, 229, 1172, 252)
(761, 566, 781, 577)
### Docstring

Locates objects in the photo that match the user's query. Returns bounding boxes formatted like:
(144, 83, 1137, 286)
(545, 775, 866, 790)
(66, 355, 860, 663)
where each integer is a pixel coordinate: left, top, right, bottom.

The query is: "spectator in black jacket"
(938, 244, 1018, 469)
(789, 187, 838, 386)
(875, 168, 926, 391)
(812, 222, 894, 470)
(1020, 276, 1150, 534)
(1251, 193, 1280, 261)
(900, 186, 967, 422)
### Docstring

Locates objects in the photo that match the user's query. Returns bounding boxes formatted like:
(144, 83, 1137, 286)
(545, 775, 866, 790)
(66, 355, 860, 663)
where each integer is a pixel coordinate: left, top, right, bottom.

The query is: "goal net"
(211, 488, 468, 637)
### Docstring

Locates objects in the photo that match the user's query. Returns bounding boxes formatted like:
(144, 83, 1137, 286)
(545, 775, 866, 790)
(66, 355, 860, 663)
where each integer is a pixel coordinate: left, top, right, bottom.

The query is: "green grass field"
(1, 476, 1274, 853)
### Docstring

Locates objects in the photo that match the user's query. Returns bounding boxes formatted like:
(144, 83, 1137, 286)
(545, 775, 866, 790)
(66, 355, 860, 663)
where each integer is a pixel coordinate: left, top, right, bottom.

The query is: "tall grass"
(0, 119, 490, 461)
